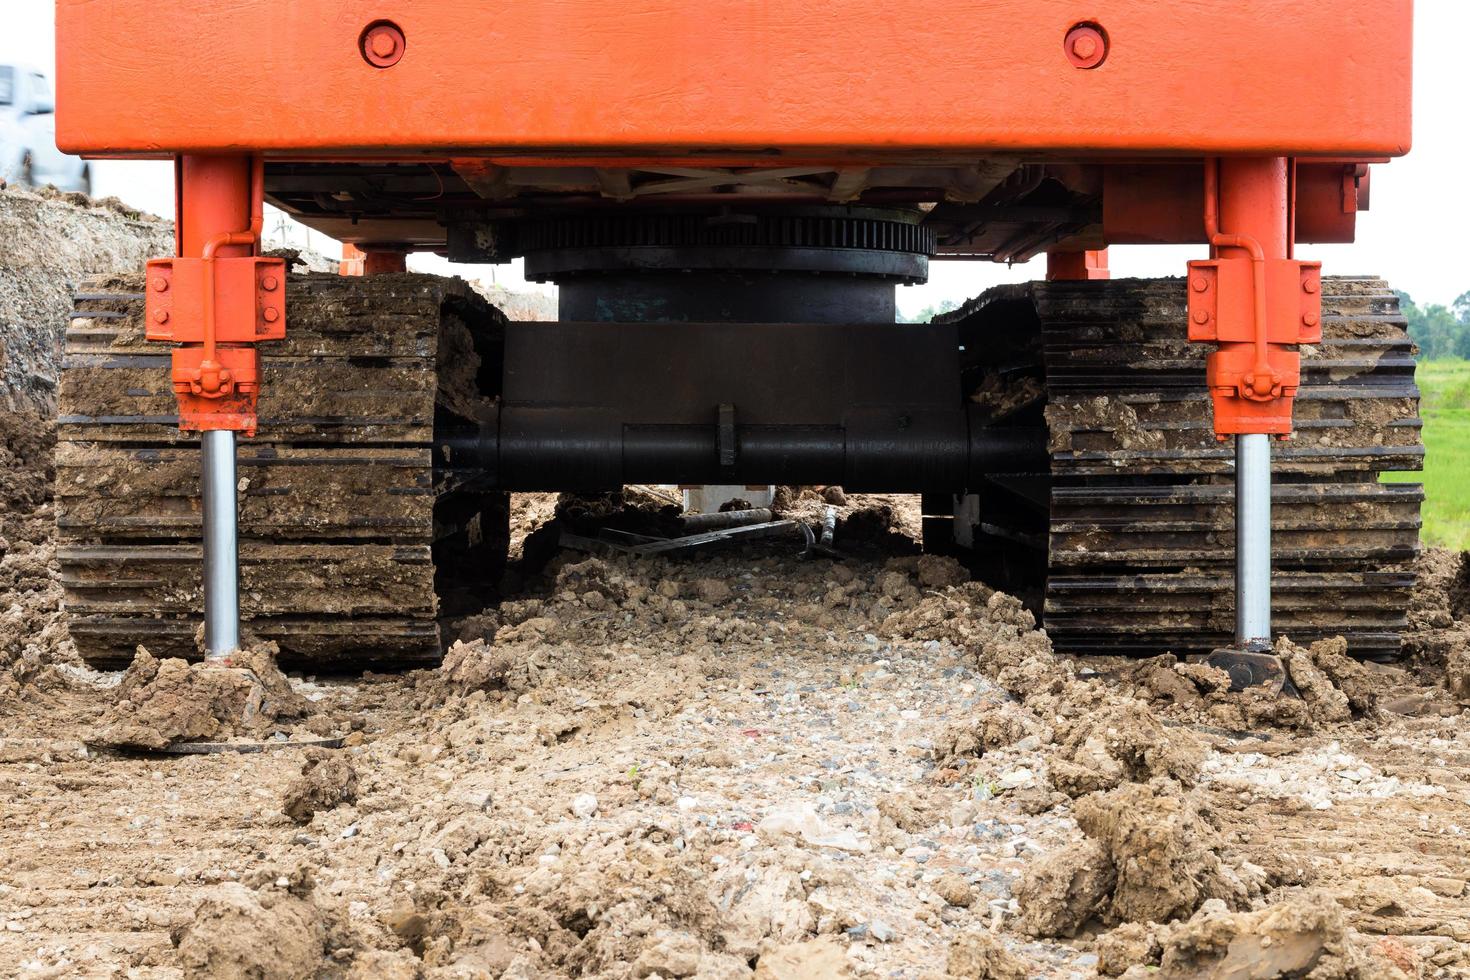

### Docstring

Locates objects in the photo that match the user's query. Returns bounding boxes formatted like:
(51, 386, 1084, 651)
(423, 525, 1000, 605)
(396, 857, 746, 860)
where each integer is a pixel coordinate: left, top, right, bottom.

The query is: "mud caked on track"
(1, 186, 1469, 979)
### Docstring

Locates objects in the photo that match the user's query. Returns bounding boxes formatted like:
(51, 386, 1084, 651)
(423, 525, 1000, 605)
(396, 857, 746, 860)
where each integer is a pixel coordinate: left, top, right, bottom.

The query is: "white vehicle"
(0, 65, 90, 194)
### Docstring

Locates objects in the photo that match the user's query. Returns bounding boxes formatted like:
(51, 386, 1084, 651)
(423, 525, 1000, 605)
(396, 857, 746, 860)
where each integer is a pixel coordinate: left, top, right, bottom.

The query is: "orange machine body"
(57, 0, 1409, 158)
(55, 0, 1413, 437)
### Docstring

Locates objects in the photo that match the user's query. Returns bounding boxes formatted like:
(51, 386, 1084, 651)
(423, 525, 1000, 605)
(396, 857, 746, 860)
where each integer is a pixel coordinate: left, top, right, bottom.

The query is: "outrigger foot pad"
(1199, 647, 1287, 694)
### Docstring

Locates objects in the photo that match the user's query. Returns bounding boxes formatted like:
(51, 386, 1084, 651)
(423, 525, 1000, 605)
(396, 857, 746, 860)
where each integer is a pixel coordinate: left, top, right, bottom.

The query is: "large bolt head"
(360, 21, 406, 68)
(1064, 24, 1108, 69)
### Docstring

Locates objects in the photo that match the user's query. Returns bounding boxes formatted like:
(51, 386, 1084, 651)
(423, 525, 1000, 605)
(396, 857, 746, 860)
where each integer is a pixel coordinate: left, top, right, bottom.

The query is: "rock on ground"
(754, 936, 849, 978)
(1146, 892, 1409, 979)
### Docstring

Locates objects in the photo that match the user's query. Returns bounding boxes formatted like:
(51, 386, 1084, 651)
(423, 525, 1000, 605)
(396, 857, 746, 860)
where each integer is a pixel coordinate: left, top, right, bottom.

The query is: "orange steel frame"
(56, 1, 1410, 158)
(55, 0, 1413, 439)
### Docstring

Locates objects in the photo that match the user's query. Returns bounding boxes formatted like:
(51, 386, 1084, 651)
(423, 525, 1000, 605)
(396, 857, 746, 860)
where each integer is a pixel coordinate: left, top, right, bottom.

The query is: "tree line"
(904, 290, 1470, 362)
(1397, 290, 1470, 361)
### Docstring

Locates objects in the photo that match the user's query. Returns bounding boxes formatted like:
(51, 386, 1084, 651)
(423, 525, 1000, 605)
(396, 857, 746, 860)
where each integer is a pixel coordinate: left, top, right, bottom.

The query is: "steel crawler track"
(953, 277, 1424, 659)
(56, 272, 507, 668)
(56, 274, 1421, 666)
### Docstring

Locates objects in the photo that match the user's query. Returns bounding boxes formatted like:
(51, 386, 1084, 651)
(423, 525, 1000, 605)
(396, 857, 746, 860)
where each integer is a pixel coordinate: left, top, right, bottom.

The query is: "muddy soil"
(2, 195, 1467, 974)
(2, 411, 1467, 977)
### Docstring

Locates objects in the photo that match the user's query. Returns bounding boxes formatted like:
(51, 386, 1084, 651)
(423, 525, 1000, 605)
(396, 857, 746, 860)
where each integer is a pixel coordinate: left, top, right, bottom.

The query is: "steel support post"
(201, 429, 240, 658)
(1234, 432, 1272, 647)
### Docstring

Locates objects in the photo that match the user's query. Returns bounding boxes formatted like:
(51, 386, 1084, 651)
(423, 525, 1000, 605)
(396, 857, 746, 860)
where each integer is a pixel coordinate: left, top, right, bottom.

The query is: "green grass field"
(1383, 359, 1470, 549)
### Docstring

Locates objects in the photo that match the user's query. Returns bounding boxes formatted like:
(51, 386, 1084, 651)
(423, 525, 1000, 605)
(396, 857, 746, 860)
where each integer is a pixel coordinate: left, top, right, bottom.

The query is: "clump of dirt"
(945, 929, 1029, 979)
(1071, 782, 1252, 927)
(1097, 632, 1402, 732)
(1105, 892, 1415, 979)
(1096, 922, 1160, 976)
(172, 870, 328, 980)
(882, 583, 1069, 699)
(1018, 781, 1262, 938)
(1014, 839, 1115, 938)
(1047, 695, 1206, 797)
(1404, 548, 1470, 701)
(439, 637, 522, 695)
(1448, 645, 1470, 703)
(884, 582, 1206, 800)
(435, 559, 638, 698)
(95, 643, 310, 749)
(0, 408, 52, 513)
(282, 748, 359, 824)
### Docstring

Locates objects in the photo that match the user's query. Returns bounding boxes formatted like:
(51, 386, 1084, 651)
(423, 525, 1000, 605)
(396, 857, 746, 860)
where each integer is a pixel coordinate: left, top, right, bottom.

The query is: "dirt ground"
(3, 402, 1469, 978)
(2, 189, 1468, 978)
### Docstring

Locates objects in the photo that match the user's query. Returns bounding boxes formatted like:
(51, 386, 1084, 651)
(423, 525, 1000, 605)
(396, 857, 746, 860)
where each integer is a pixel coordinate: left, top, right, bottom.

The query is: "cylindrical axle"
(1234, 432, 1271, 649)
(437, 409, 1048, 493)
(201, 429, 240, 659)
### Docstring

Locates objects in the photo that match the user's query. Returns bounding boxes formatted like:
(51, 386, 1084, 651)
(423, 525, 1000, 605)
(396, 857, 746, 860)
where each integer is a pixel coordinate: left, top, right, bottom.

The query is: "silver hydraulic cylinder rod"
(201, 429, 240, 660)
(1235, 433, 1272, 648)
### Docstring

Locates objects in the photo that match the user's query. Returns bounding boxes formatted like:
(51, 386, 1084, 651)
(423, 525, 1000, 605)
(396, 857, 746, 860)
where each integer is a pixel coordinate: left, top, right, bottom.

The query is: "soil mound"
(95, 643, 310, 749)
(0, 183, 170, 414)
(173, 872, 327, 980)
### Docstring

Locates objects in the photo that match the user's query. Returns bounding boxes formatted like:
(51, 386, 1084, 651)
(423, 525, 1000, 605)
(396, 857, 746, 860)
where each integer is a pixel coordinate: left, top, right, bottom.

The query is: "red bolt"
(262, 276, 279, 291)
(263, 307, 280, 323)
(1192, 309, 1210, 325)
(1303, 278, 1319, 294)
(152, 309, 169, 324)
(151, 276, 168, 292)
(1303, 311, 1319, 327)
(361, 22, 406, 68)
(1064, 24, 1108, 69)
(1191, 276, 1209, 292)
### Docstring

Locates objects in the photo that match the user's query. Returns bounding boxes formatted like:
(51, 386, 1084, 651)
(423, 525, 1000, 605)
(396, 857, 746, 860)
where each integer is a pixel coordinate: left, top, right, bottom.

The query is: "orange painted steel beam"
(57, 1, 1411, 159)
(362, 251, 407, 275)
(340, 243, 366, 277)
(1046, 249, 1110, 281)
(340, 244, 408, 276)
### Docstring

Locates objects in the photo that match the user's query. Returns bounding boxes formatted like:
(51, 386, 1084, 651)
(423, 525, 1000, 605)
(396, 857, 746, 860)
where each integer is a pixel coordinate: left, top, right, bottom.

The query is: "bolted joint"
(146, 255, 286, 435)
(1186, 256, 1321, 435)
(169, 347, 264, 435)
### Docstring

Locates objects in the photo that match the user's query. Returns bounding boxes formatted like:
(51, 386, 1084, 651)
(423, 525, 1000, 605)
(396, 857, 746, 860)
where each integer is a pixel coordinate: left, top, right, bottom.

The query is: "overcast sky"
(5, 2, 1468, 312)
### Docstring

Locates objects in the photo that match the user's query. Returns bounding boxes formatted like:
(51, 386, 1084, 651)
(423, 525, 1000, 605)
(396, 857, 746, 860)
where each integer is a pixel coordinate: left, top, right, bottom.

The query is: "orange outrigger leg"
(1188, 157, 1322, 685)
(144, 155, 287, 659)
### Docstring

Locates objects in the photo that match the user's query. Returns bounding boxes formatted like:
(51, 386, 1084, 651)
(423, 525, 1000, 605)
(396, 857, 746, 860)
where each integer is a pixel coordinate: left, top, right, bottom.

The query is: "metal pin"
(201, 429, 240, 660)
(1235, 433, 1271, 649)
